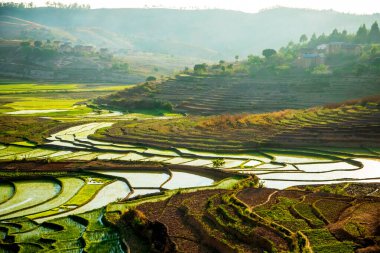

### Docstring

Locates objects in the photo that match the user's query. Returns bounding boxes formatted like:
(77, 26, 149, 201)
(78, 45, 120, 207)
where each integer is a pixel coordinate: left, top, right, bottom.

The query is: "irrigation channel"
(0, 122, 379, 222)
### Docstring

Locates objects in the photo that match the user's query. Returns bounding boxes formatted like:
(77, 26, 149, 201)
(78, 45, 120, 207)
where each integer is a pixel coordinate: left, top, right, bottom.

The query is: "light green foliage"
(0, 182, 14, 204)
(302, 229, 355, 253)
(311, 64, 331, 75)
(75, 208, 105, 231)
(44, 217, 86, 240)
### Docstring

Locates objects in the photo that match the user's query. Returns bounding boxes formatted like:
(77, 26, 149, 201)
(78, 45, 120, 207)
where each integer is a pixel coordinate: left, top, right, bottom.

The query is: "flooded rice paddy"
(1, 122, 379, 222)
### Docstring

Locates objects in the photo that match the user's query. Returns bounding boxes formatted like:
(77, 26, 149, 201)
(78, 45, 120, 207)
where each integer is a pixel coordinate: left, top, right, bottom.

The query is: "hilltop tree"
(355, 24, 368, 43)
(235, 55, 239, 62)
(369, 21, 380, 43)
(34, 40, 42, 47)
(329, 28, 341, 42)
(194, 63, 207, 74)
(308, 33, 318, 46)
(0, 2, 33, 8)
(247, 55, 263, 65)
(146, 76, 157, 82)
(262, 49, 277, 58)
(299, 34, 308, 43)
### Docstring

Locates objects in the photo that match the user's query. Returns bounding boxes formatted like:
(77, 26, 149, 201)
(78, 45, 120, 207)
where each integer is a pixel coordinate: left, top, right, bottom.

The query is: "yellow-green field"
(0, 82, 135, 117)
(0, 83, 133, 94)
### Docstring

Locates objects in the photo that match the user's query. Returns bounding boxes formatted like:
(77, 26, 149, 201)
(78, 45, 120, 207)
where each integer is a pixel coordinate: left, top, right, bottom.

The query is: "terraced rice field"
(0, 120, 379, 253)
(0, 207, 125, 252)
(0, 179, 61, 217)
(108, 180, 379, 253)
(93, 100, 380, 152)
(1, 120, 379, 191)
(98, 74, 380, 115)
(0, 163, 222, 225)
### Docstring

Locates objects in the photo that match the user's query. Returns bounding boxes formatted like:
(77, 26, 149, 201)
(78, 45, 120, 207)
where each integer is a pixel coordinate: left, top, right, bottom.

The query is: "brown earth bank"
(0, 161, 235, 183)
(108, 180, 380, 253)
(0, 160, 163, 173)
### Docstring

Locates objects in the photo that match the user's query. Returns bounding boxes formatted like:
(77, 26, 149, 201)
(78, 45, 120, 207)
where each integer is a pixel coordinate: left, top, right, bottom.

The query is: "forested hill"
(1, 7, 379, 59)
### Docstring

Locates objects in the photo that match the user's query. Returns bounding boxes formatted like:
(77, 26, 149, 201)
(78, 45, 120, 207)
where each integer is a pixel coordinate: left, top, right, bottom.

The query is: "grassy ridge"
(91, 97, 380, 151)
(95, 71, 380, 115)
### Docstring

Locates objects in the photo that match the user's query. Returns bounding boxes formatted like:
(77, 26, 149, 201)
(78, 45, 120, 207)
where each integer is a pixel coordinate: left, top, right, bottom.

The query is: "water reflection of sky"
(259, 158, 380, 189)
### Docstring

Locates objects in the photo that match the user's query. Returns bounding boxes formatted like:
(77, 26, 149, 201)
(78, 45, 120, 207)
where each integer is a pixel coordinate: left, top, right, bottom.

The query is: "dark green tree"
(212, 158, 225, 168)
(146, 76, 157, 82)
(34, 40, 42, 47)
(299, 34, 308, 43)
(262, 49, 277, 58)
(369, 22, 380, 43)
(329, 29, 340, 42)
(193, 63, 207, 74)
(355, 24, 368, 43)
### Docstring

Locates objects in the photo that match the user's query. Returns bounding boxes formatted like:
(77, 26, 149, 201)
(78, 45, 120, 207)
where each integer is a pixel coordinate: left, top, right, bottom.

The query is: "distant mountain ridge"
(0, 7, 379, 60)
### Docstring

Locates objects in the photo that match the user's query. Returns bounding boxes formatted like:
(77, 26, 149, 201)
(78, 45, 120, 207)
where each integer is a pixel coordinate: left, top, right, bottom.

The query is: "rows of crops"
(110, 179, 379, 253)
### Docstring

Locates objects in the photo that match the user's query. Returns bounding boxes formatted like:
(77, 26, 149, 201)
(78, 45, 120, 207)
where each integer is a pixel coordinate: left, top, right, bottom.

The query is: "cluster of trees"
(183, 21, 380, 78)
(0, 2, 90, 9)
(45, 1, 90, 9)
(19, 40, 58, 61)
(299, 21, 380, 47)
(193, 63, 208, 74)
(0, 2, 34, 8)
(111, 62, 129, 73)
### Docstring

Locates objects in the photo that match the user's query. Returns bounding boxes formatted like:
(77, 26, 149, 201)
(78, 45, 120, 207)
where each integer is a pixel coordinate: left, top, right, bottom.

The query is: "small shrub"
(212, 158, 225, 168)
(146, 76, 157, 82)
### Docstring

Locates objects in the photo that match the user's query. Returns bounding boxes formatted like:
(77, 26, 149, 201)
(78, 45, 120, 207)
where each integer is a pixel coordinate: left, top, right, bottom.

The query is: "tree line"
(0, 2, 34, 8)
(0, 1, 90, 9)
(299, 21, 380, 46)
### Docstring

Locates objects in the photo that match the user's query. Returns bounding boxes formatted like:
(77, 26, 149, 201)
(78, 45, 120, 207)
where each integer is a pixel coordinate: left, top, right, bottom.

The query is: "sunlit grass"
(0, 83, 134, 94)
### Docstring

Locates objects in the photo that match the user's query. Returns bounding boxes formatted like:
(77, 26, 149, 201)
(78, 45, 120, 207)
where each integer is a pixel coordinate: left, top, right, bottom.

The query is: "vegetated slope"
(96, 72, 380, 115)
(0, 116, 81, 145)
(92, 97, 380, 151)
(0, 15, 75, 41)
(110, 180, 380, 253)
(0, 41, 145, 83)
(1, 7, 379, 58)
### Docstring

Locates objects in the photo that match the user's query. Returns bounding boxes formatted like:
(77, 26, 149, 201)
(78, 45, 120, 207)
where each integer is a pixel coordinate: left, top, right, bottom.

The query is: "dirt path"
(252, 190, 278, 209)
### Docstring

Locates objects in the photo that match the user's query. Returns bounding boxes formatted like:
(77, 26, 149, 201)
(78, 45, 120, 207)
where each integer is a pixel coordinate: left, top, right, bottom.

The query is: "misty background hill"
(1, 7, 379, 60)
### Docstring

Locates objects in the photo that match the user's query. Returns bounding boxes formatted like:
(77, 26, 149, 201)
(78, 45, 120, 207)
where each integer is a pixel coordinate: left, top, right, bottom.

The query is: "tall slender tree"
(299, 34, 308, 44)
(368, 21, 380, 43)
(355, 24, 368, 43)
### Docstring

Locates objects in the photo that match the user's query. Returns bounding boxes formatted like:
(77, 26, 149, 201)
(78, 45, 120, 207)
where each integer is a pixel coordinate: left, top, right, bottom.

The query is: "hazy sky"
(4, 0, 380, 14)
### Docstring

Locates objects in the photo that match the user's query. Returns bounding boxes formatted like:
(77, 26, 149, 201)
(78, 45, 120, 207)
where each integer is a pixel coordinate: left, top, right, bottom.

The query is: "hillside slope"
(94, 71, 380, 115)
(1, 7, 379, 59)
(91, 97, 380, 151)
(110, 181, 380, 253)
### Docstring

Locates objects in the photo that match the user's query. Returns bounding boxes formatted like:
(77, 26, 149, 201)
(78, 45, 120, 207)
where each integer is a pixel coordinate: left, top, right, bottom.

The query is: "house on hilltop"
(297, 53, 325, 68)
(317, 42, 361, 55)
